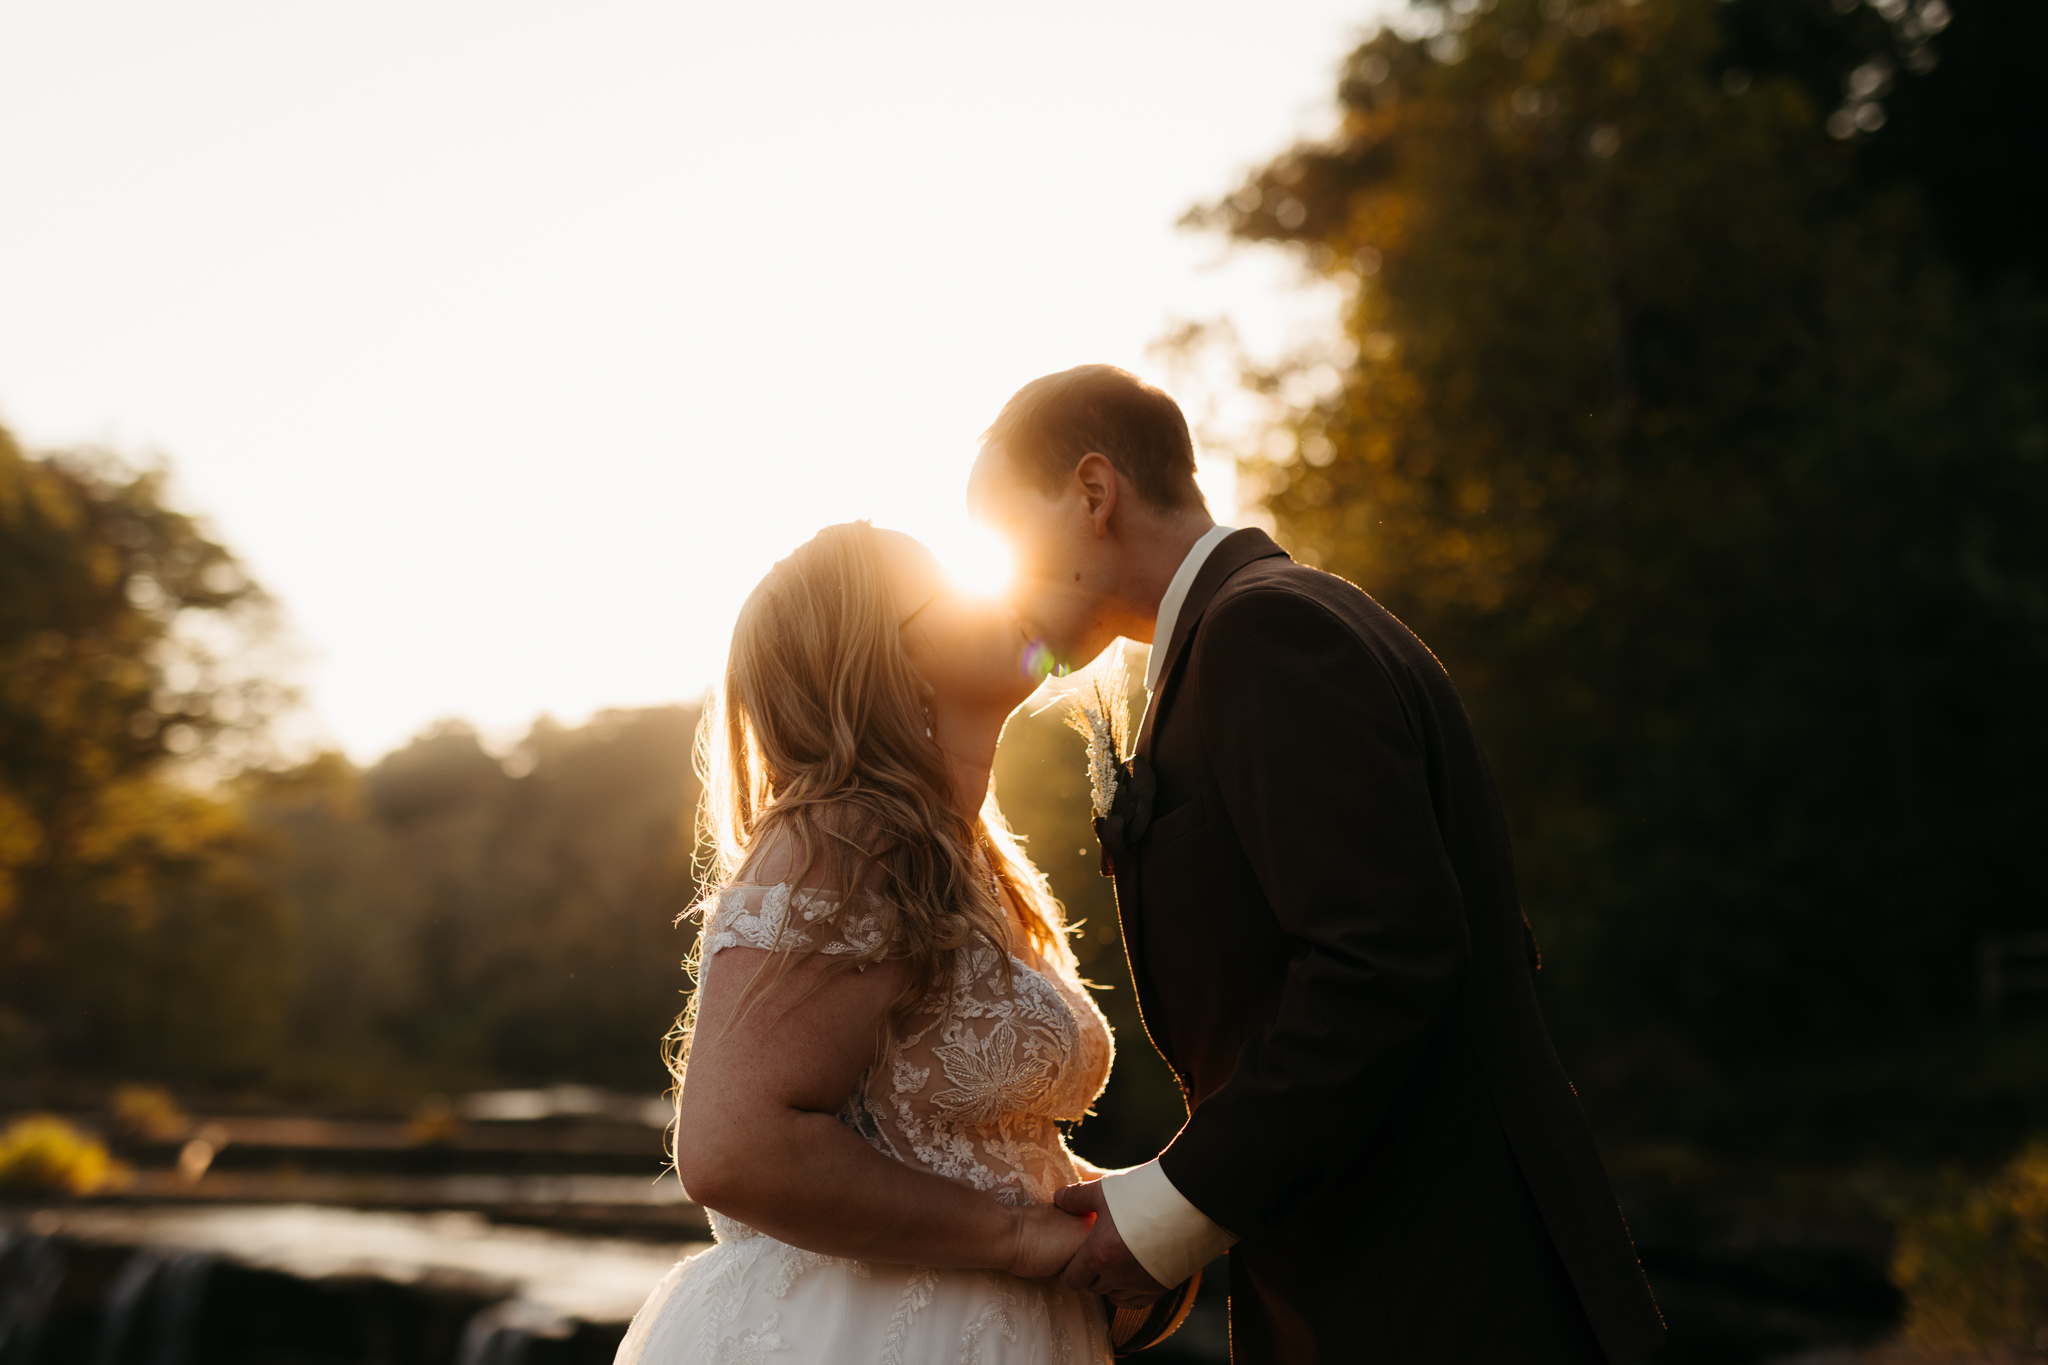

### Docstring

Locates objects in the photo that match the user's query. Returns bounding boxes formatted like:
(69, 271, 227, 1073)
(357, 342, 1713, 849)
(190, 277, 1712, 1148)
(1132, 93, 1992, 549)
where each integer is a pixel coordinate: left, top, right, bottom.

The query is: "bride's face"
(873, 529, 1039, 717)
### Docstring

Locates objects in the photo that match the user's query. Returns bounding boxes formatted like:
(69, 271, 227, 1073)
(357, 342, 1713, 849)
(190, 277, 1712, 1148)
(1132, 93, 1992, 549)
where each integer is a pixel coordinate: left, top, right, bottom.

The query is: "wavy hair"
(665, 521, 1070, 1093)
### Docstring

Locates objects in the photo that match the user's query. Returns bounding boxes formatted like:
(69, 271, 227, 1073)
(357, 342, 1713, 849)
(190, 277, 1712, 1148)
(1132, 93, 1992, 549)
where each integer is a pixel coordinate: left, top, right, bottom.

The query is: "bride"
(614, 521, 1118, 1365)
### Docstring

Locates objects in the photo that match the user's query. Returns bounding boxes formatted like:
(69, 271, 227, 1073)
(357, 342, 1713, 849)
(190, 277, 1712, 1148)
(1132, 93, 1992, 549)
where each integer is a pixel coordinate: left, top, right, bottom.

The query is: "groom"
(969, 366, 1666, 1363)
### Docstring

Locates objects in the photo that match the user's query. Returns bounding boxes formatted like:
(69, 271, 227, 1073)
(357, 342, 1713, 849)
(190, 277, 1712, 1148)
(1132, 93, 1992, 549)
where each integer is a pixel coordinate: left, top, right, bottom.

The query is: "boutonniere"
(1064, 651, 1153, 877)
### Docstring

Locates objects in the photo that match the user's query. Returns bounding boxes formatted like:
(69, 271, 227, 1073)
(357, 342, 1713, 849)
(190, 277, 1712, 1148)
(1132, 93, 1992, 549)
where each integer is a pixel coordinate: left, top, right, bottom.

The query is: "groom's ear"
(1073, 452, 1120, 538)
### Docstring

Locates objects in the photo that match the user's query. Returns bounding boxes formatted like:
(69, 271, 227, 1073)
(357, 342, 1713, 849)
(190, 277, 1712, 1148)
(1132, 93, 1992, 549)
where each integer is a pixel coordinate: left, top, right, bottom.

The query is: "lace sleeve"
(697, 883, 1115, 1210)
(701, 882, 887, 959)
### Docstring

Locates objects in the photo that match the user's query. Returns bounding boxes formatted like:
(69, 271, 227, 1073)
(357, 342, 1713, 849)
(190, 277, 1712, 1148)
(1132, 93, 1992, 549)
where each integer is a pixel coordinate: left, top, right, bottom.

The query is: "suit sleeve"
(1156, 587, 1471, 1243)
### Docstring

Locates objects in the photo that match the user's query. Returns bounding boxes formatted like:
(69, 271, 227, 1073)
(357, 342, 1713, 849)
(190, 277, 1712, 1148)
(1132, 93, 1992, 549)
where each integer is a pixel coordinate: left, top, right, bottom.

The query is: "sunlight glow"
(0, 0, 1378, 760)
(1194, 458, 1242, 527)
(930, 524, 1015, 600)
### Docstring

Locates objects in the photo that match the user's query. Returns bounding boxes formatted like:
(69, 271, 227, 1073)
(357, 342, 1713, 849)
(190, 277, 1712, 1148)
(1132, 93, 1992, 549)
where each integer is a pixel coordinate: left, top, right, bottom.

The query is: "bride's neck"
(930, 701, 1003, 821)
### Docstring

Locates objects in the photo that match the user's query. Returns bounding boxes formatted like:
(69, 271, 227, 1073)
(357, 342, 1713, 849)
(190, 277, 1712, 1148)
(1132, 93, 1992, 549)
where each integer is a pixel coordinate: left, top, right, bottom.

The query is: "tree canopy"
(0, 429, 287, 1081)
(239, 710, 705, 1097)
(1200, 0, 2048, 1156)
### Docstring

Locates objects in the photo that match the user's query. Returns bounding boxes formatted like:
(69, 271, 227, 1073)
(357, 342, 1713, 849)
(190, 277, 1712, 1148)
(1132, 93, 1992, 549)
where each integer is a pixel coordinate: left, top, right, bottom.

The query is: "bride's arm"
(675, 944, 1089, 1276)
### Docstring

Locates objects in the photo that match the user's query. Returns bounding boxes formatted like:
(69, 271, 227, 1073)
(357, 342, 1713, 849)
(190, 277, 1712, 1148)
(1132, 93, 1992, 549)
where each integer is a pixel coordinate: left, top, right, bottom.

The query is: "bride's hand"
(1005, 1202, 1094, 1279)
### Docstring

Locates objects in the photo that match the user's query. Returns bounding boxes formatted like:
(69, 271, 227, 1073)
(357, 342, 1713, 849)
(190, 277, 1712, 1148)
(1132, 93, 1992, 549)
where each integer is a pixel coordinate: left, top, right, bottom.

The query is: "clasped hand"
(1006, 1180, 1170, 1310)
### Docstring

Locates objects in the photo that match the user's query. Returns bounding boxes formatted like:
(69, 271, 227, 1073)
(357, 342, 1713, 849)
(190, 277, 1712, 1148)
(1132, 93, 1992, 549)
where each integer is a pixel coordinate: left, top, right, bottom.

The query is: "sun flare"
(929, 524, 1015, 600)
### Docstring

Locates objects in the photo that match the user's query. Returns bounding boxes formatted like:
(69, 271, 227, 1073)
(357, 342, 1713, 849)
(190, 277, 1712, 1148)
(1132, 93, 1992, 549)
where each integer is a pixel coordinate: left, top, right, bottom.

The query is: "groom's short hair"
(983, 365, 1204, 511)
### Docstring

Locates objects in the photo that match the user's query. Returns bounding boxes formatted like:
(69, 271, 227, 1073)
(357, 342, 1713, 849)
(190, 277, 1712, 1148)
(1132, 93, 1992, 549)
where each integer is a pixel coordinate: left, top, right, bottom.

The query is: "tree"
(1195, 0, 2048, 1154)
(238, 709, 706, 1096)
(1716, 0, 2048, 293)
(0, 427, 289, 1081)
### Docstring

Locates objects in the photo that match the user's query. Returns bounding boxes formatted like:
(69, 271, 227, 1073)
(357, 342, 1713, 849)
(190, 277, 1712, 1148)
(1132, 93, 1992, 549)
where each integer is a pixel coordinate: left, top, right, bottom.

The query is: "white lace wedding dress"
(614, 883, 1118, 1365)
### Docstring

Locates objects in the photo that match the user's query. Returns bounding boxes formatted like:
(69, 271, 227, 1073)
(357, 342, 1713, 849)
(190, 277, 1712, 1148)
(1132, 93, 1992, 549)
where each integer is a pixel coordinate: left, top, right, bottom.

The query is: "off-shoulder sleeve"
(700, 882, 888, 958)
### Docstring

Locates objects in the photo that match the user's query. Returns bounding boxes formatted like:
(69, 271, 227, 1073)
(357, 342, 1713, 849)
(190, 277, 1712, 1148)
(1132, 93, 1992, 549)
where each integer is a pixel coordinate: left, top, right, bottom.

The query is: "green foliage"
(1202, 0, 2048, 1154)
(215, 691, 1186, 1144)
(1895, 1142, 2048, 1350)
(0, 427, 290, 1084)
(108, 1083, 192, 1141)
(51, 780, 290, 1083)
(237, 709, 705, 1096)
(0, 1115, 123, 1195)
(1718, 0, 2048, 292)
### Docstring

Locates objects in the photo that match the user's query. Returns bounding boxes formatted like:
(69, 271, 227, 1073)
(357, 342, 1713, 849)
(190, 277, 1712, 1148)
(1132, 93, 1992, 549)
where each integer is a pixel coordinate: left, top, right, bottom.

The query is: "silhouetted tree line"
(0, 435, 1172, 1155)
(237, 711, 703, 1097)
(1198, 0, 2047, 1161)
(0, 428, 704, 1095)
(6, 0, 2044, 1183)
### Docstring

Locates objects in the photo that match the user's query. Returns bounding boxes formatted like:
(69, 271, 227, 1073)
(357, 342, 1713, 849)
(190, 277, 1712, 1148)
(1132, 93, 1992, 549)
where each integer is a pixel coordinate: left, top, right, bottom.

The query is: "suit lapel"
(1114, 527, 1288, 1085)
(1135, 528, 1290, 759)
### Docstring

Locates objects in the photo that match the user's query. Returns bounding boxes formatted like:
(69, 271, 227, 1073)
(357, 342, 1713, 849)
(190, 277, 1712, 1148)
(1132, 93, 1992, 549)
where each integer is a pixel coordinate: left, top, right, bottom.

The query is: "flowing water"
(0, 1204, 707, 1365)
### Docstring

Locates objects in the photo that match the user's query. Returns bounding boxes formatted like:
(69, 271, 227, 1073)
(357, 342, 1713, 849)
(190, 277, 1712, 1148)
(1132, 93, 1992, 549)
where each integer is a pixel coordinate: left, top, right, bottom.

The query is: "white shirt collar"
(1144, 524, 1236, 692)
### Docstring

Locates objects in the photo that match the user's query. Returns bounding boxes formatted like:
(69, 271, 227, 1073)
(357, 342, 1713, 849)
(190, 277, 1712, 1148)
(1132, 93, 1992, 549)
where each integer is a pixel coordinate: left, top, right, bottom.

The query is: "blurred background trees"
(8, 0, 2033, 1160)
(0, 429, 705, 1098)
(238, 709, 703, 1099)
(1191, 0, 2048, 1161)
(0, 429, 288, 1084)
(0, 427, 1155, 1147)
(3, 0, 2045, 1352)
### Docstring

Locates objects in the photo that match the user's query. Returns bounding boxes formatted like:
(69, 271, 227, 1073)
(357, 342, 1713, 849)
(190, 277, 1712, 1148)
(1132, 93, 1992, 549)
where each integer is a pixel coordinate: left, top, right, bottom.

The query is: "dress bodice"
(614, 882, 1120, 1365)
(696, 881, 1114, 1235)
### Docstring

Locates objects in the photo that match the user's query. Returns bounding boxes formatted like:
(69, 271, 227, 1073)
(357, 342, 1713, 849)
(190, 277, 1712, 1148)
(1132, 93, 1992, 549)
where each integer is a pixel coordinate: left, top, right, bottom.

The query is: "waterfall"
(454, 1297, 574, 1365)
(0, 1207, 668, 1363)
(90, 1249, 214, 1365)
(91, 1249, 162, 1365)
(0, 1231, 67, 1364)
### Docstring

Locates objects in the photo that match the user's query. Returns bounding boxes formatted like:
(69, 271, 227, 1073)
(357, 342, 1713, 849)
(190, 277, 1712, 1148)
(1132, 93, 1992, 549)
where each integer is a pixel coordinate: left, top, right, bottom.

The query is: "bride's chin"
(930, 675, 1031, 722)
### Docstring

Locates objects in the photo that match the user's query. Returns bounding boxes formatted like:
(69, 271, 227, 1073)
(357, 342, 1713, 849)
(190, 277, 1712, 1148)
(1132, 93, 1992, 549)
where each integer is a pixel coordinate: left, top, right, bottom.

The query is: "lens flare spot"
(1021, 641, 1066, 679)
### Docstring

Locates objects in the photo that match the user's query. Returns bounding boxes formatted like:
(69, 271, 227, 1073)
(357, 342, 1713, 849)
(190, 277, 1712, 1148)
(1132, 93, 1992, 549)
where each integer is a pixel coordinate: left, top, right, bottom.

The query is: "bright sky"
(0, 1, 1382, 762)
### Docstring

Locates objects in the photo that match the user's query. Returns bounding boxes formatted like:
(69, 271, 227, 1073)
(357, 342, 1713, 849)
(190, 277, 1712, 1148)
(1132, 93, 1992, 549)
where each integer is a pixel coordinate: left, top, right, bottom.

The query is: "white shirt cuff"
(1098, 1159, 1239, 1289)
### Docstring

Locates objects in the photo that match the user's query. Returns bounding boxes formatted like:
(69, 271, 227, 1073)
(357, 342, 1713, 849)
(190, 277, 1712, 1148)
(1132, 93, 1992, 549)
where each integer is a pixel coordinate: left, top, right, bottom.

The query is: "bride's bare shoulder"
(732, 805, 884, 892)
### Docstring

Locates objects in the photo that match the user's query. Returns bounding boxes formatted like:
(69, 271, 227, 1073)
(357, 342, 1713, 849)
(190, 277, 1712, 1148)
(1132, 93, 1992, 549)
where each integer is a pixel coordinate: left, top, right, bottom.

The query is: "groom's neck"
(1113, 508, 1217, 643)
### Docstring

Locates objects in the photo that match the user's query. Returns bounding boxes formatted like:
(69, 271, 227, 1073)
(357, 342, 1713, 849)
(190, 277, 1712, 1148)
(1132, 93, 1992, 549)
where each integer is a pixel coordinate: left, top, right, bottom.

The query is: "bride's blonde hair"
(667, 521, 1069, 1078)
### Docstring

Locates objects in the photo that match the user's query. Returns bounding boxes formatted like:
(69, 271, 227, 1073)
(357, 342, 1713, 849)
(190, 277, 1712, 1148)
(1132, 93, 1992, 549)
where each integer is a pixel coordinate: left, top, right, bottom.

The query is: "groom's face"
(968, 441, 1117, 668)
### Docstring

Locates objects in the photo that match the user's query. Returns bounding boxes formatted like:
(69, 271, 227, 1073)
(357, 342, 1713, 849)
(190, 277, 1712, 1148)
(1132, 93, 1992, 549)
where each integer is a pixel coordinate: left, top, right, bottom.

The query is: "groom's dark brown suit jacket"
(1113, 529, 1665, 1364)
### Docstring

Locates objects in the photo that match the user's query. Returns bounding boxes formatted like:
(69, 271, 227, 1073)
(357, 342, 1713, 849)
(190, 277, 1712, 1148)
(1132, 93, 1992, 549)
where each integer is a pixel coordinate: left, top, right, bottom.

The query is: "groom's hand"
(1053, 1180, 1170, 1309)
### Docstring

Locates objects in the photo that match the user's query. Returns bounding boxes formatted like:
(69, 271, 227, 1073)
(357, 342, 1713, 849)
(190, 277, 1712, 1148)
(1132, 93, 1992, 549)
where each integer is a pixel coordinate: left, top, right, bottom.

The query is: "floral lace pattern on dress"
(614, 880, 1116, 1365)
(699, 882, 1114, 1212)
